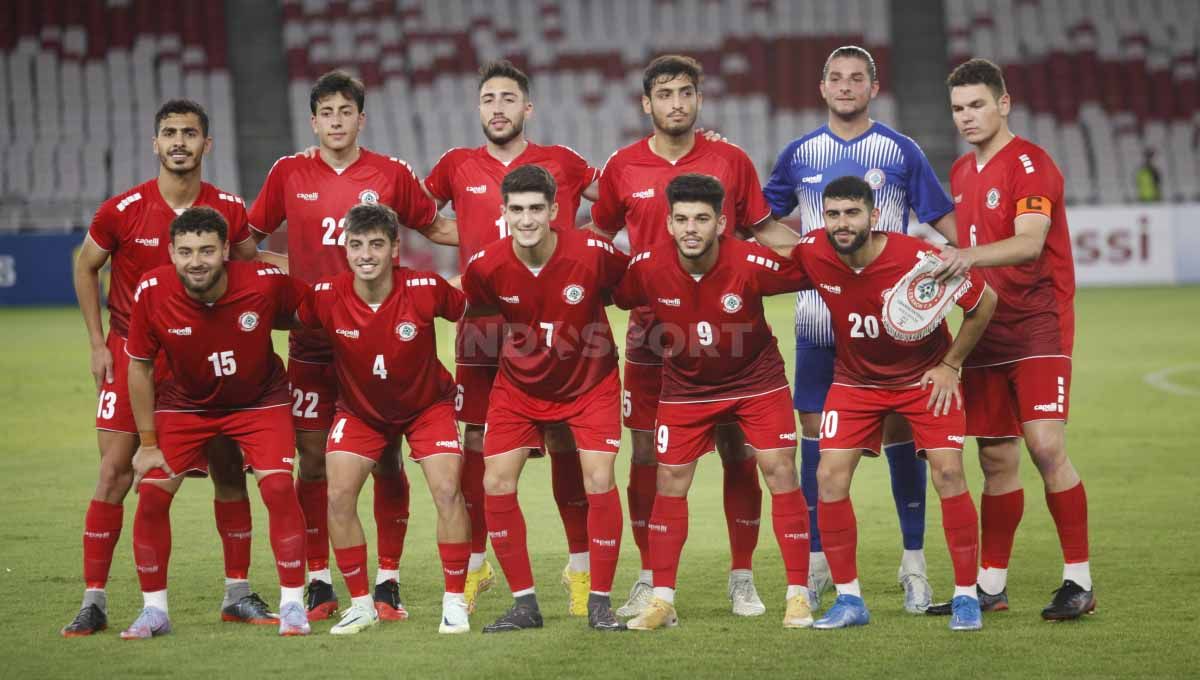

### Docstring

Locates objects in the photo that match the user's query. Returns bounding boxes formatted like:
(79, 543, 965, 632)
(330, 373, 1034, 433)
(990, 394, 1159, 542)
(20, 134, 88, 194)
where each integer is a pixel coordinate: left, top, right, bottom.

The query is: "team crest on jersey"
(864, 168, 886, 190)
(359, 189, 380, 204)
(238, 311, 260, 332)
(986, 187, 1000, 209)
(562, 284, 585, 305)
(395, 321, 418, 341)
(721, 293, 743, 313)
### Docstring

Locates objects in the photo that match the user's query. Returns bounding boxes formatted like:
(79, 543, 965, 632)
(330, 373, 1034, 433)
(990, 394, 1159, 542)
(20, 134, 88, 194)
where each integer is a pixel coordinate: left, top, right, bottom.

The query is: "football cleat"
(278, 601, 311, 636)
(561, 565, 591, 617)
(728, 572, 767, 616)
(438, 594, 470, 634)
(626, 598, 679, 631)
(221, 593, 278, 625)
(927, 586, 1009, 615)
(949, 595, 983, 631)
(812, 594, 870, 630)
(1041, 580, 1096, 621)
(587, 603, 627, 632)
(616, 579, 654, 617)
(304, 579, 339, 621)
(898, 564, 933, 613)
(329, 601, 378, 636)
(119, 607, 171, 640)
(808, 553, 833, 612)
(783, 592, 814, 629)
(373, 580, 409, 621)
(61, 604, 108, 638)
(463, 560, 495, 614)
(482, 603, 544, 633)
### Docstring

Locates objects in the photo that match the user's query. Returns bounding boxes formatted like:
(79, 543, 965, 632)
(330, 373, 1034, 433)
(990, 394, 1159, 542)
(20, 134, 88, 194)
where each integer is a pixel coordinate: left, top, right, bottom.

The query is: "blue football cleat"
(812, 594, 870, 629)
(949, 595, 983, 631)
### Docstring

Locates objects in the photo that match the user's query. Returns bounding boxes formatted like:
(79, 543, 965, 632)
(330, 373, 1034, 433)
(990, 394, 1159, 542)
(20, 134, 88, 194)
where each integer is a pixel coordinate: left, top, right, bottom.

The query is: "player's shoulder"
(361, 148, 420, 177)
(429, 146, 478, 170)
(397, 267, 445, 289)
(199, 182, 247, 213)
(870, 121, 928, 158)
(949, 152, 975, 177)
(100, 180, 154, 216)
(133, 264, 175, 302)
(884, 231, 933, 258)
(1009, 137, 1061, 174)
(600, 138, 648, 173)
(537, 142, 590, 165)
(727, 237, 786, 272)
(311, 271, 347, 295)
(264, 152, 310, 178)
(701, 134, 753, 163)
(777, 126, 829, 161)
(465, 237, 510, 272)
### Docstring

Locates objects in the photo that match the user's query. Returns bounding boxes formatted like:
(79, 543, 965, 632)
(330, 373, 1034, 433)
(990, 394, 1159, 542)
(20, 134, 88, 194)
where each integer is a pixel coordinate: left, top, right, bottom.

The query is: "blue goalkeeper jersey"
(764, 121, 953, 348)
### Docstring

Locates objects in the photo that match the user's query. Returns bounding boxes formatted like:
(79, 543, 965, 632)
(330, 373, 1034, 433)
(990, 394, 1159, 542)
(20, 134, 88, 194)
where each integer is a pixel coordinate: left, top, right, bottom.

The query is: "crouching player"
(124, 207, 311, 638)
(792, 177, 997, 631)
(296, 203, 473, 635)
(460, 165, 629, 632)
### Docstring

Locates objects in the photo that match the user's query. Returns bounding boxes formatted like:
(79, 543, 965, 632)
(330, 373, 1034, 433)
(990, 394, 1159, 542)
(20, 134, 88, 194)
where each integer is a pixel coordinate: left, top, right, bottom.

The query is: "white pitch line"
(1143, 364, 1200, 397)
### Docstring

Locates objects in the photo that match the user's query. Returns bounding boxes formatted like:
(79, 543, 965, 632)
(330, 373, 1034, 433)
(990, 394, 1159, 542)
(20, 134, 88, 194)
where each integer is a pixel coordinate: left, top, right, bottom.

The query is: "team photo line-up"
(64, 45, 1094, 640)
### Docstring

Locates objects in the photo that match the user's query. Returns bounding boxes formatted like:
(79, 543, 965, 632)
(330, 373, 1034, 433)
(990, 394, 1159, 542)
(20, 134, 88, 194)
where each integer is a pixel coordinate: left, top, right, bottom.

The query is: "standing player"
(763, 45, 957, 613)
(929, 58, 1094, 620)
(460, 166, 628, 632)
(66, 100, 273, 637)
(122, 208, 311, 638)
(788, 177, 996, 631)
(612, 174, 815, 631)
(423, 60, 599, 614)
(247, 70, 456, 621)
(297, 204, 473, 635)
(589, 54, 799, 617)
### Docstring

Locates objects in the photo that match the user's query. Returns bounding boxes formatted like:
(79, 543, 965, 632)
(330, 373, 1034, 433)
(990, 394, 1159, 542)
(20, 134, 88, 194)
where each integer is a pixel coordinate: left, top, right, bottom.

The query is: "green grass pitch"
(2, 287, 1198, 678)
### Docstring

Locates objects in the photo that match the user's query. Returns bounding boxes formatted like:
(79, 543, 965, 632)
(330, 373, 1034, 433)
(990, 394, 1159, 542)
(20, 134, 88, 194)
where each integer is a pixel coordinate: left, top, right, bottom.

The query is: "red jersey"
(791, 232, 988, 388)
(126, 261, 306, 411)
(247, 148, 438, 362)
(613, 237, 804, 402)
(461, 228, 628, 402)
(88, 179, 251, 338)
(298, 268, 465, 430)
(950, 136, 1075, 365)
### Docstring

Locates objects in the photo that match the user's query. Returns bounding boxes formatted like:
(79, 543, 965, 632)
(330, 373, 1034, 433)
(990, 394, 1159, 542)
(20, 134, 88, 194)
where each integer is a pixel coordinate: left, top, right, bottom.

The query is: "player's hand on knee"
(921, 364, 962, 417)
(132, 446, 174, 490)
(91, 344, 114, 389)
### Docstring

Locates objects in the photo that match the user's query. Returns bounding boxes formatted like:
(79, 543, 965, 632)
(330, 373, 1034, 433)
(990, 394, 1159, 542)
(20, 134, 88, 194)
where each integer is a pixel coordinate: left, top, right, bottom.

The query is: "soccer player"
(612, 174, 815, 631)
(929, 58, 1094, 620)
(589, 54, 799, 617)
(787, 176, 996, 631)
(423, 60, 600, 615)
(122, 207, 311, 638)
(246, 70, 456, 620)
(763, 45, 958, 613)
(66, 100, 273, 637)
(296, 204, 473, 634)
(459, 165, 628, 632)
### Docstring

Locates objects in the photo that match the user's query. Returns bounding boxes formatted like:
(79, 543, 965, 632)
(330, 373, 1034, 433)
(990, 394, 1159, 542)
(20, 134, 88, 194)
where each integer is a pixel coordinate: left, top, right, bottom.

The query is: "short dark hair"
(642, 55, 703, 97)
(343, 203, 399, 242)
(478, 60, 530, 97)
(501, 165, 557, 204)
(310, 69, 366, 114)
(170, 206, 228, 243)
(666, 173, 724, 214)
(823, 45, 877, 82)
(822, 175, 875, 212)
(155, 99, 209, 137)
(946, 58, 1007, 101)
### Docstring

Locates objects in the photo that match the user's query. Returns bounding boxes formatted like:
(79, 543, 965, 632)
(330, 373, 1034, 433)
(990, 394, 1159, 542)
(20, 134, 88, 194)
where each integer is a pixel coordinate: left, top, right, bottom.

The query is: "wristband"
(139, 430, 158, 448)
(940, 360, 961, 372)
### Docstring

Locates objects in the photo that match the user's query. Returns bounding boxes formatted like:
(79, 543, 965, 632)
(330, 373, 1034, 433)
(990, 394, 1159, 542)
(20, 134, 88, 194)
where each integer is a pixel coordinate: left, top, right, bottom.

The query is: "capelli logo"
(336, 328, 360, 339)
(296, 192, 319, 201)
(488, 530, 508, 539)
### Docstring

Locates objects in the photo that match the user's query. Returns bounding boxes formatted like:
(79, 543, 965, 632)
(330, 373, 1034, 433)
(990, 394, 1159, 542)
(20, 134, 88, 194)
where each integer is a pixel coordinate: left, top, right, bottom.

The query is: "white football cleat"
(438, 593, 470, 634)
(616, 579, 654, 618)
(728, 571, 767, 617)
(329, 601, 379, 636)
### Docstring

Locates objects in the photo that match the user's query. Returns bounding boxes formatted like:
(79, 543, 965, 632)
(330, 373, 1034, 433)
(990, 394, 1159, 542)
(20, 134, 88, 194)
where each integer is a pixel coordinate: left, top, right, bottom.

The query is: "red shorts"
(149, 404, 295, 479)
(454, 363, 498, 426)
(963, 356, 1071, 438)
(654, 386, 796, 466)
(820, 384, 966, 456)
(483, 369, 622, 456)
(622, 360, 662, 431)
(287, 359, 337, 431)
(326, 401, 462, 463)
(96, 332, 138, 433)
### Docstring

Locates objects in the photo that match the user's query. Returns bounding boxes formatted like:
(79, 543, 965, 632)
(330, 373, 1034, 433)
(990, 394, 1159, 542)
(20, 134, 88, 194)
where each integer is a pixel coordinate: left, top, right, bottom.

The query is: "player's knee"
(482, 470, 517, 496)
(581, 466, 615, 495)
(798, 412, 822, 439)
(95, 459, 134, 500)
(929, 461, 966, 493)
(429, 479, 464, 514)
(757, 455, 798, 491)
(816, 465, 850, 500)
(326, 482, 358, 519)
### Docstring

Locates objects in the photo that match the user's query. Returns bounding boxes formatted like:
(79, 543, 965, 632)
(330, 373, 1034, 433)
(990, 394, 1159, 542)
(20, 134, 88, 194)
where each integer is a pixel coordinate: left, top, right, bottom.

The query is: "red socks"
(549, 449, 590, 555)
(817, 498, 858, 585)
(586, 488, 623, 593)
(940, 491, 980, 587)
(461, 447, 488, 554)
(295, 478, 329, 572)
(83, 500, 123, 589)
(649, 495, 689, 589)
(214, 499, 252, 580)
(1046, 482, 1089, 564)
(438, 542, 471, 593)
(627, 463, 657, 569)
(484, 492, 533, 593)
(980, 488, 1023, 569)
(259, 474, 307, 589)
(334, 544, 370, 598)
(373, 471, 410, 571)
(770, 488, 810, 586)
(724, 457, 762, 571)
(133, 484, 174, 593)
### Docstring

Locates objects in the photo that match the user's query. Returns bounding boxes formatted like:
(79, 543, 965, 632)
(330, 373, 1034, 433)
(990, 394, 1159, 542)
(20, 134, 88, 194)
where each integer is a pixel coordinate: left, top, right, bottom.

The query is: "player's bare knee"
(95, 461, 134, 502)
(756, 454, 798, 492)
(430, 480, 463, 514)
(816, 466, 850, 501)
(581, 467, 615, 495)
(483, 470, 517, 496)
(928, 457, 967, 495)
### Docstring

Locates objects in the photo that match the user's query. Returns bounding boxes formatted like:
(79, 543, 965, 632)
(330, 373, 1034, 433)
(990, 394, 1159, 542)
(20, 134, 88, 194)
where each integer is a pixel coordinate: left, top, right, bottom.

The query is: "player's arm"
(929, 211, 958, 246)
(920, 283, 998, 415)
(581, 178, 599, 203)
(127, 356, 173, 486)
(418, 212, 459, 246)
(745, 215, 800, 256)
(73, 236, 114, 389)
(934, 194, 1052, 281)
(239, 227, 290, 270)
